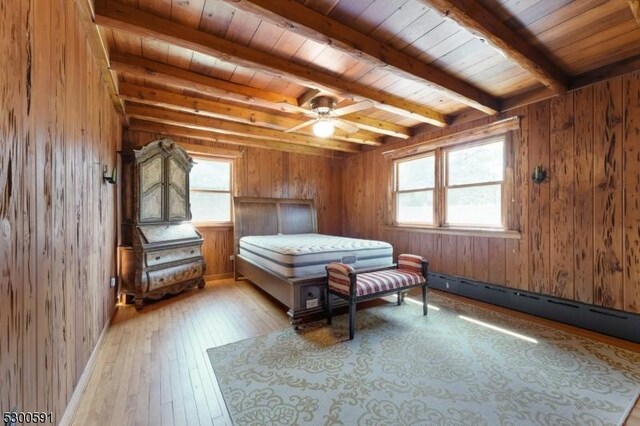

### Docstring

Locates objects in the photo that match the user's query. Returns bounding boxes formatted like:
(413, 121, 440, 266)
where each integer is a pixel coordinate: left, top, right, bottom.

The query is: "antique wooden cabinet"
(120, 138, 206, 309)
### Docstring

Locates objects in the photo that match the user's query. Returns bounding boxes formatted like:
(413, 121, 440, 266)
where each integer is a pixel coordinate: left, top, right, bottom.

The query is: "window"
(393, 135, 508, 230)
(445, 138, 504, 227)
(189, 157, 232, 224)
(394, 154, 435, 225)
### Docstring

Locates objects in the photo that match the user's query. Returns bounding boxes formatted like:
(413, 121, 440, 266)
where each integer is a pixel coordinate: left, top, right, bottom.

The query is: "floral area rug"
(207, 293, 640, 426)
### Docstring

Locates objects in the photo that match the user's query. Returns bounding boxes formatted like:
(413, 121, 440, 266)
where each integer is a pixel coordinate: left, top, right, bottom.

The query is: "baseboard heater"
(428, 273, 640, 344)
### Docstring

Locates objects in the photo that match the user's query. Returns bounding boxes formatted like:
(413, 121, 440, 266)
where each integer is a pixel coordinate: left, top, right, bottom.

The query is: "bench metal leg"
(349, 300, 356, 340)
(326, 288, 333, 325)
(422, 284, 428, 316)
(397, 291, 402, 306)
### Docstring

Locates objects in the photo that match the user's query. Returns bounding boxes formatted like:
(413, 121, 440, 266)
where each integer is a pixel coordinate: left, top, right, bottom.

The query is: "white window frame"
(392, 134, 511, 231)
(189, 156, 233, 226)
(392, 152, 436, 226)
(442, 138, 506, 229)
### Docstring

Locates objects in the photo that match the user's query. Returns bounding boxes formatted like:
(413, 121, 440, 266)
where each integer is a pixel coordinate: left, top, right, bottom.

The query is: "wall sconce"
(103, 165, 117, 184)
(531, 165, 547, 184)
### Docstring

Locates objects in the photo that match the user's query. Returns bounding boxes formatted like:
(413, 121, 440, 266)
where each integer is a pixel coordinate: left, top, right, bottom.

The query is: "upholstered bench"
(325, 254, 429, 339)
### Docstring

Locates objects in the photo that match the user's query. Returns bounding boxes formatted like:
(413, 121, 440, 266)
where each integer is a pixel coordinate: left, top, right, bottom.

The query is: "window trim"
(442, 137, 506, 229)
(393, 152, 436, 226)
(391, 132, 516, 235)
(189, 156, 234, 227)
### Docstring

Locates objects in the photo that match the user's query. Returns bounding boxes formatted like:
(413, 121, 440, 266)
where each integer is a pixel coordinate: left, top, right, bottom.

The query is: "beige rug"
(208, 293, 640, 425)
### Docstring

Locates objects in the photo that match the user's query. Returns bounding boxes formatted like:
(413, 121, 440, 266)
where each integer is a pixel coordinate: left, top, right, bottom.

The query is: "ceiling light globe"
(312, 119, 334, 138)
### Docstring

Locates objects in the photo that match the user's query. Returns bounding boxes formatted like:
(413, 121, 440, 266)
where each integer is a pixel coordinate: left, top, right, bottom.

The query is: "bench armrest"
(398, 254, 429, 280)
(326, 262, 356, 296)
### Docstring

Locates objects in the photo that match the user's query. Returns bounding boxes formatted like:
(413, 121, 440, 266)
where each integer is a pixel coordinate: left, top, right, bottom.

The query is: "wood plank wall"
(0, 0, 122, 422)
(342, 71, 640, 314)
(123, 130, 343, 277)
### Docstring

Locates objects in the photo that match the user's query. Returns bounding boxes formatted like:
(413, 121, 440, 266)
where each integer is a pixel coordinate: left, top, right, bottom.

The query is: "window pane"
(447, 140, 504, 185)
(397, 190, 433, 224)
(190, 192, 231, 222)
(397, 156, 435, 190)
(447, 184, 501, 226)
(190, 159, 230, 190)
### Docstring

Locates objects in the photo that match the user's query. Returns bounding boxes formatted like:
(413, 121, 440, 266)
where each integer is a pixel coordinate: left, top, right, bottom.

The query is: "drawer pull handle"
(159, 278, 164, 282)
(155, 256, 161, 260)
(190, 250, 195, 254)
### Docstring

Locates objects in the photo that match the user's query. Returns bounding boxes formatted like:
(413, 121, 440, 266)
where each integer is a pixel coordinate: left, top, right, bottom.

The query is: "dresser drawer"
(145, 244, 201, 267)
(147, 261, 203, 291)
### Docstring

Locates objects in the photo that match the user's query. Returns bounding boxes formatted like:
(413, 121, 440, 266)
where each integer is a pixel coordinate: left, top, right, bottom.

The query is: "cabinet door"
(139, 155, 164, 222)
(167, 157, 189, 221)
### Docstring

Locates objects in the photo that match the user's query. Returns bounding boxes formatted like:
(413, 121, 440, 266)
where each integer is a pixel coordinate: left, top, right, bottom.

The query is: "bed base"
(235, 255, 348, 325)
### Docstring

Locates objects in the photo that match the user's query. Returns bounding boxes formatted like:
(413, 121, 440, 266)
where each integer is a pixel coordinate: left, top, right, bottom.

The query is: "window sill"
(193, 222, 233, 230)
(385, 224, 521, 239)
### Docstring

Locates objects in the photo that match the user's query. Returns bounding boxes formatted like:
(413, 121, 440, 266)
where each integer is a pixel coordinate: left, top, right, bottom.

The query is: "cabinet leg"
(134, 298, 144, 311)
(197, 279, 205, 289)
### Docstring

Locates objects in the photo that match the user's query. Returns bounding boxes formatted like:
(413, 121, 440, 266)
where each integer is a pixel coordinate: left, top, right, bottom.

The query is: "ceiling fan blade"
(285, 119, 315, 133)
(334, 119, 360, 134)
(278, 101, 315, 117)
(333, 100, 374, 117)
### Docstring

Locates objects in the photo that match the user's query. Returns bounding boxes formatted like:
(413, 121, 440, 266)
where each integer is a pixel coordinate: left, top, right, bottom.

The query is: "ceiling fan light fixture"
(310, 96, 336, 113)
(312, 118, 334, 138)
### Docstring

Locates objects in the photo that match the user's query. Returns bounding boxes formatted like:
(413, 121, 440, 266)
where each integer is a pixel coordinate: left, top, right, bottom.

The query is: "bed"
(233, 197, 394, 324)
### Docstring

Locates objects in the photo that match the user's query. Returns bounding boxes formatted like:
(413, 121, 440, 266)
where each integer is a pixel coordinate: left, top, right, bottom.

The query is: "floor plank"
(69, 278, 640, 425)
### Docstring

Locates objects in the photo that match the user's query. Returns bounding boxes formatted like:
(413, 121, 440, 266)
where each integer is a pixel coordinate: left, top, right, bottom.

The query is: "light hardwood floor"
(69, 278, 640, 426)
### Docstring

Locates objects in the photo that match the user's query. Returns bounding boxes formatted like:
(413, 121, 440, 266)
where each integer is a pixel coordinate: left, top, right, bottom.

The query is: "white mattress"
(239, 233, 393, 278)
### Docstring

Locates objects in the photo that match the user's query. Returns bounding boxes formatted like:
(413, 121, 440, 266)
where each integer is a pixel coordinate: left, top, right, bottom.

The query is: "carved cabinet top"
(133, 138, 194, 170)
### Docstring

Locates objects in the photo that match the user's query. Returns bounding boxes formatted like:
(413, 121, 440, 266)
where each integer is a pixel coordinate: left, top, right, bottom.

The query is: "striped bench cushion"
(354, 269, 424, 296)
(327, 266, 424, 297)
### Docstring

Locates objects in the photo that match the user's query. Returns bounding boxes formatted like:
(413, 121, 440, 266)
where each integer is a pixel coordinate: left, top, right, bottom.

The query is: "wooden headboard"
(233, 197, 318, 253)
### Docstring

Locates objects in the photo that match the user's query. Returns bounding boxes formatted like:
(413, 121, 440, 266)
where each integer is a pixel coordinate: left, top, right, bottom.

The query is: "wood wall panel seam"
(527, 100, 551, 295)
(623, 71, 640, 313)
(549, 93, 575, 300)
(593, 78, 624, 310)
(573, 86, 595, 305)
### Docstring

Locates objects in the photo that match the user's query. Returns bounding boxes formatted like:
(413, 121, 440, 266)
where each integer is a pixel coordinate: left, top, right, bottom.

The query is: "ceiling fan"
(285, 96, 373, 138)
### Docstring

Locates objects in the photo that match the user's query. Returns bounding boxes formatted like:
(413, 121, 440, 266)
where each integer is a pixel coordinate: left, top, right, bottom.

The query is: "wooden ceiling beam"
(630, 0, 640, 27)
(76, 0, 127, 121)
(500, 53, 640, 112)
(125, 103, 362, 153)
(420, 0, 569, 94)
(110, 52, 300, 111)
(95, 1, 450, 126)
(118, 83, 382, 145)
(297, 89, 320, 107)
(571, 53, 640, 90)
(500, 87, 554, 112)
(223, 0, 499, 115)
(339, 113, 411, 139)
(128, 119, 342, 158)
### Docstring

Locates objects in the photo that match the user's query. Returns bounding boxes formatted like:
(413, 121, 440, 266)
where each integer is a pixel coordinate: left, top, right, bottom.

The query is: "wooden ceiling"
(90, 0, 640, 155)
